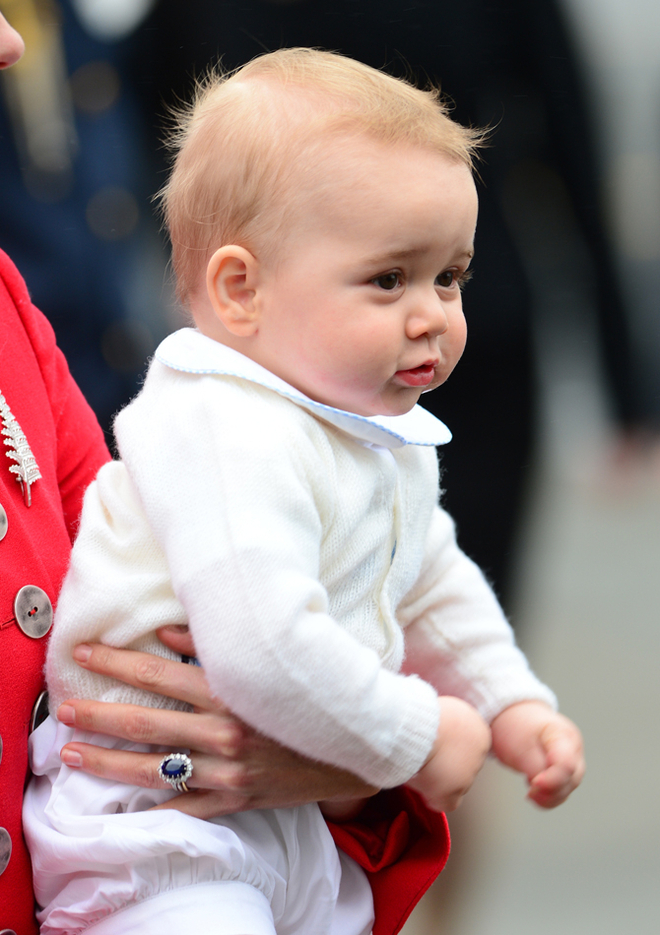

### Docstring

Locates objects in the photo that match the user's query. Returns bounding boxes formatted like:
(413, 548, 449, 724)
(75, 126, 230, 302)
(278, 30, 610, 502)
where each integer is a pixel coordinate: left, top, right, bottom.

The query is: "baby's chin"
(321, 385, 427, 419)
(364, 395, 424, 419)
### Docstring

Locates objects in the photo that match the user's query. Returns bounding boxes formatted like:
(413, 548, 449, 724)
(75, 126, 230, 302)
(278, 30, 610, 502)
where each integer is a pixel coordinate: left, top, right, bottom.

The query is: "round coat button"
(0, 503, 7, 541)
(0, 930, 18, 934)
(0, 827, 11, 876)
(13, 585, 53, 639)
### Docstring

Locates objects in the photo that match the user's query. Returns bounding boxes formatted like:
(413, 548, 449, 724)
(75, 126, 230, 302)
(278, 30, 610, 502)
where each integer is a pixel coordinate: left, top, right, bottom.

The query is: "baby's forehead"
(285, 134, 470, 202)
(268, 140, 476, 250)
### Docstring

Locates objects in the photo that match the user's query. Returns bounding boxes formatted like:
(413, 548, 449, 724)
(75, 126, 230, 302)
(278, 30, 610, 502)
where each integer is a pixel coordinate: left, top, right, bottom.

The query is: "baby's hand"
(490, 701, 585, 808)
(406, 697, 491, 813)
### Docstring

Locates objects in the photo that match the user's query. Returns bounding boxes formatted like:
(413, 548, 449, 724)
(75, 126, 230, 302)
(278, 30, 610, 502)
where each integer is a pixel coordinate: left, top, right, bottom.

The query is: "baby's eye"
(435, 269, 473, 291)
(435, 270, 457, 288)
(372, 271, 403, 291)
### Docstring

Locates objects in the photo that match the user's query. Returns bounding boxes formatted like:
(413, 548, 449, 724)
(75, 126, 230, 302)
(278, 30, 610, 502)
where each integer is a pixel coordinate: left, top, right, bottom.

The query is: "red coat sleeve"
(0, 247, 110, 935)
(0, 248, 110, 538)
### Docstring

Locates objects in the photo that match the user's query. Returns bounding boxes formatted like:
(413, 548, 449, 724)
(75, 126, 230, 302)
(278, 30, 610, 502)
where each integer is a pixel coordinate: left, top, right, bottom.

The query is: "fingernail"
(57, 704, 76, 726)
(72, 644, 92, 663)
(60, 748, 83, 768)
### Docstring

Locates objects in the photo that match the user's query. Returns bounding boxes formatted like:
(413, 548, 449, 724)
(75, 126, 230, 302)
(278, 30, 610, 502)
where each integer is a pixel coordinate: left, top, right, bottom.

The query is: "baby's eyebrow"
(363, 245, 475, 267)
(362, 246, 426, 266)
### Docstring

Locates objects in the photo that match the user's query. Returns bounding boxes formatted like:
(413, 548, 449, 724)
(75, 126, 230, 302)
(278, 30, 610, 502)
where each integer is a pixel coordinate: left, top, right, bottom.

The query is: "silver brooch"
(0, 390, 41, 507)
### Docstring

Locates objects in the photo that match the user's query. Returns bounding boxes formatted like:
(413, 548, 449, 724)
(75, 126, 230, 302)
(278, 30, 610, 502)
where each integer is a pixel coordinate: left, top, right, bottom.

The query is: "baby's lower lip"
(394, 364, 436, 387)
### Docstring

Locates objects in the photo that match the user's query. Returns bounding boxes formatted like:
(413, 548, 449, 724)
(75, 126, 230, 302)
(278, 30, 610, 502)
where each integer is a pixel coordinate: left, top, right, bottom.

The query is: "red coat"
(328, 788, 450, 935)
(0, 248, 450, 934)
(0, 248, 110, 934)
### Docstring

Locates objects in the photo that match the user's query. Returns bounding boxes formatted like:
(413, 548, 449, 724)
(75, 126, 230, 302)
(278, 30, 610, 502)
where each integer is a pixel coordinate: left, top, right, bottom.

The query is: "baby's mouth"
(394, 362, 437, 387)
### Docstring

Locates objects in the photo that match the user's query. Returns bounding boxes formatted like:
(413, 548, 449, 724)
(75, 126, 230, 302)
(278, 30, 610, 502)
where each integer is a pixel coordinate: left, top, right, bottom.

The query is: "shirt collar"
(155, 328, 451, 450)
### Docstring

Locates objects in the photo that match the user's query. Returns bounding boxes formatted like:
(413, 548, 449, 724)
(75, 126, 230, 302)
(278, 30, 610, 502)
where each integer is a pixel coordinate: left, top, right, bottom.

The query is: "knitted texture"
(46, 334, 555, 788)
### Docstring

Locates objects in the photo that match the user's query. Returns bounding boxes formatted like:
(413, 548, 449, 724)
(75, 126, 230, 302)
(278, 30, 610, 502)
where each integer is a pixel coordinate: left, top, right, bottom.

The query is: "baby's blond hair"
(159, 48, 484, 306)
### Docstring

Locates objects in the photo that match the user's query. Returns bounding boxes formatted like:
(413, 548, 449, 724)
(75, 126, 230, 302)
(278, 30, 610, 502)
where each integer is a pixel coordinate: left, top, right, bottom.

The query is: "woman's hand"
(57, 627, 378, 819)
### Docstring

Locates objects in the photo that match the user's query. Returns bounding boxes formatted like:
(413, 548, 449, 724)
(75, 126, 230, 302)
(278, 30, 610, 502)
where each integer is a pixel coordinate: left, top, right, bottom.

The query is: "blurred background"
(1, 1, 658, 931)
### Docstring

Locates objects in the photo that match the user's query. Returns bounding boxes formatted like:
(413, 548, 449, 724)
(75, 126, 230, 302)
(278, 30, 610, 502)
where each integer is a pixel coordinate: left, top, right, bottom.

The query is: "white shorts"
(24, 717, 374, 935)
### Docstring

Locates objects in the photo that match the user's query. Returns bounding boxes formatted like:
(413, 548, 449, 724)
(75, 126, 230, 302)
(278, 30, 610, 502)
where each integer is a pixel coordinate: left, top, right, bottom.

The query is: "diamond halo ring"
(157, 753, 193, 792)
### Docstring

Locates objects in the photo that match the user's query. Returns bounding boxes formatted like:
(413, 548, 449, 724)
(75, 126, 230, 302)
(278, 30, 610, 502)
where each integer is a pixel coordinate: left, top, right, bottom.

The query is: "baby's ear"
(206, 246, 259, 336)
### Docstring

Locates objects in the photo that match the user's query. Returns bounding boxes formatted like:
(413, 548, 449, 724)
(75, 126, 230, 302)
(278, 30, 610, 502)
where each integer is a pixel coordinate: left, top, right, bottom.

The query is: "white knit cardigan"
(46, 330, 555, 788)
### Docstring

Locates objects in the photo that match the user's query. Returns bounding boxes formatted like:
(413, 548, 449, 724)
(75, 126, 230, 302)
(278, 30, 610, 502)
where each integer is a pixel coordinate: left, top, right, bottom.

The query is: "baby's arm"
(406, 699, 583, 814)
(320, 695, 490, 819)
(398, 506, 584, 808)
(399, 508, 559, 724)
(490, 701, 584, 808)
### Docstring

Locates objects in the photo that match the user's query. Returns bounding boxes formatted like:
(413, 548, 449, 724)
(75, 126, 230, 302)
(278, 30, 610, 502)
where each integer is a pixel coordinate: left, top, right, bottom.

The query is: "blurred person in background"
(0, 0, 165, 436)
(562, 0, 660, 475)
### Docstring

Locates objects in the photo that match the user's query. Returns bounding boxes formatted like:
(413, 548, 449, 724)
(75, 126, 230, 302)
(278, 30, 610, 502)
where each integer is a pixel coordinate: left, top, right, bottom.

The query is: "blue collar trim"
(155, 329, 451, 450)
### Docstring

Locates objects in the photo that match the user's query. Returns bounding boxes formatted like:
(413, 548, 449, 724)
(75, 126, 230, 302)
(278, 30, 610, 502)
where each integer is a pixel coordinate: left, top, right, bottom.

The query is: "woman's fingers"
(57, 701, 245, 756)
(59, 744, 252, 796)
(151, 790, 262, 819)
(70, 642, 224, 712)
(57, 741, 370, 817)
(57, 738, 249, 793)
(59, 743, 175, 789)
(156, 624, 196, 658)
(154, 782, 368, 818)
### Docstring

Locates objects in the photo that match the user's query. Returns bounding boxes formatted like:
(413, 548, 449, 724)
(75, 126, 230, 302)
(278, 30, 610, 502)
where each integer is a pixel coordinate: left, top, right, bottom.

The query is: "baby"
(25, 49, 584, 935)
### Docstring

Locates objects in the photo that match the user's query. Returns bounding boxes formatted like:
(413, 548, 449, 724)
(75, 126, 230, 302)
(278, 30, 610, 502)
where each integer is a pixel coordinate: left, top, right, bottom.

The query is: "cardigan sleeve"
(397, 505, 557, 723)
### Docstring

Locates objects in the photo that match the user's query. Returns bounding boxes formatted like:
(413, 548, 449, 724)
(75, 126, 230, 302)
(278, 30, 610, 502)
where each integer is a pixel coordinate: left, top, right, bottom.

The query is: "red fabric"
(327, 787, 451, 935)
(0, 249, 110, 934)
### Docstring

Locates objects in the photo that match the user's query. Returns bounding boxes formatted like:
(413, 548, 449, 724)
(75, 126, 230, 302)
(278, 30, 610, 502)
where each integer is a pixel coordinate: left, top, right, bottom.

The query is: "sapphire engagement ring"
(158, 753, 193, 792)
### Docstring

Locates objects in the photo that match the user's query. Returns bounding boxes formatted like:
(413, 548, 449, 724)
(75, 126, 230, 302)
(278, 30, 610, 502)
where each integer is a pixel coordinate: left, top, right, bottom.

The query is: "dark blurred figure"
(133, 0, 634, 607)
(0, 0, 164, 436)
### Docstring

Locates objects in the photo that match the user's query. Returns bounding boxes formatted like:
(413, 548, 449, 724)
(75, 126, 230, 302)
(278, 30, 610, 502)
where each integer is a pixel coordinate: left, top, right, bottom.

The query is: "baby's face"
(252, 138, 478, 417)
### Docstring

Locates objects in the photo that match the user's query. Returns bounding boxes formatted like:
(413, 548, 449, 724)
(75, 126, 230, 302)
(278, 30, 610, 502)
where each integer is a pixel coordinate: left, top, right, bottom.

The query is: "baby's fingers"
(527, 756, 585, 809)
(524, 713, 585, 807)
